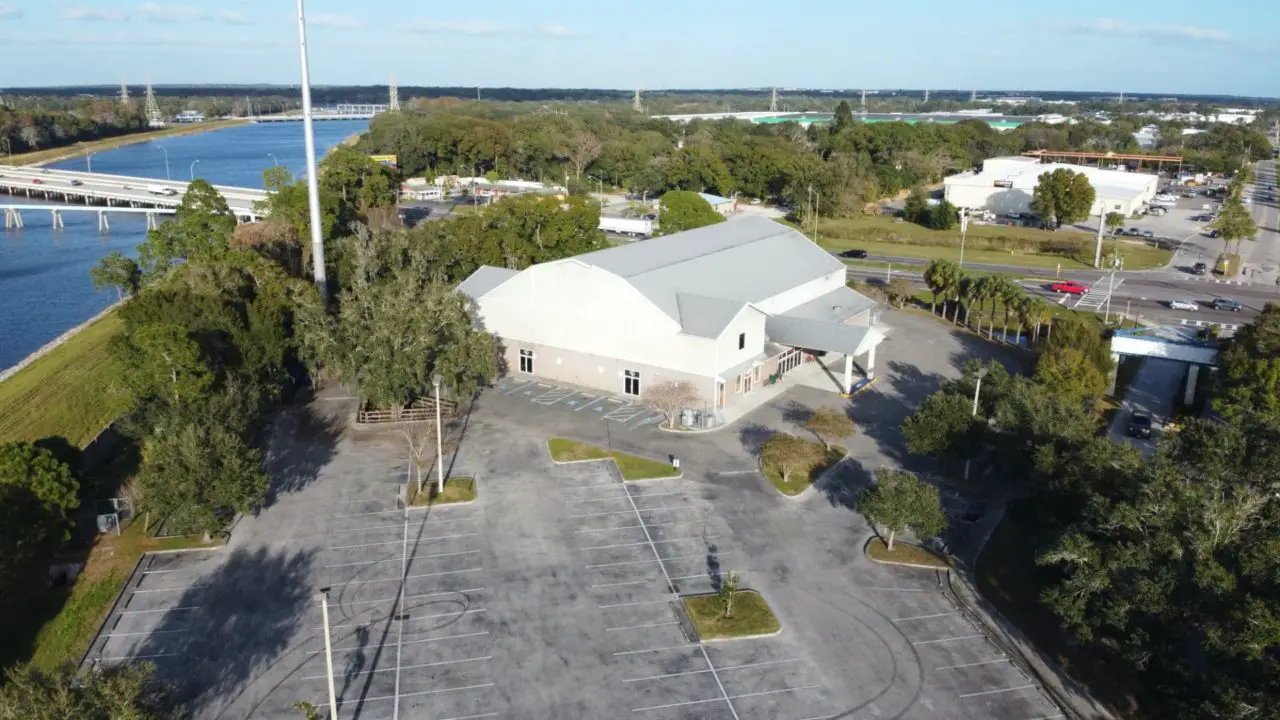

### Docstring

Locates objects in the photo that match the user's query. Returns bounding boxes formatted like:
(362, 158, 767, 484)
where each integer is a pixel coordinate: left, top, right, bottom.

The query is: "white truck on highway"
(146, 184, 178, 196)
(599, 216, 654, 238)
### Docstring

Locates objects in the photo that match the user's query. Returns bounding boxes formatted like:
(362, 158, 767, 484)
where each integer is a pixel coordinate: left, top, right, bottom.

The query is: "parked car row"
(1166, 298, 1242, 312)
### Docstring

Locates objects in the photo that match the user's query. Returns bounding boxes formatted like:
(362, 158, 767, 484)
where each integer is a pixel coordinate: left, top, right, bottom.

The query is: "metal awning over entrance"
(764, 286, 887, 357)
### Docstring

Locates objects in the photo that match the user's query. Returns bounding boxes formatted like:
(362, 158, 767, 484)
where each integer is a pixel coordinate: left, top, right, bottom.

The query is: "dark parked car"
(839, 249, 868, 259)
(1209, 229, 1220, 238)
(1213, 298, 1243, 312)
(1193, 261, 1208, 275)
(1127, 227, 1140, 236)
(1127, 413, 1153, 439)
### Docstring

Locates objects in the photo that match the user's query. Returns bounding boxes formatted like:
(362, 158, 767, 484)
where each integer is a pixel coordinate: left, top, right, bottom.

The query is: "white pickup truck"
(146, 184, 178, 196)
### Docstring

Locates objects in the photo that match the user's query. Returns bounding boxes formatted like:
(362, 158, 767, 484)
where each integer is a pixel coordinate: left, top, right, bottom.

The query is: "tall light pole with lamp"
(588, 174, 604, 205)
(317, 587, 339, 720)
(433, 373, 445, 496)
(155, 145, 171, 180)
(189, 159, 200, 181)
(964, 367, 988, 481)
(268, 153, 280, 167)
(295, 0, 329, 303)
(958, 208, 969, 267)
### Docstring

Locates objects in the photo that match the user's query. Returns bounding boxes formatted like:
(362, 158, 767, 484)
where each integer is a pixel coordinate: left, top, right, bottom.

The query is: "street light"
(268, 153, 279, 167)
(156, 146, 171, 180)
(432, 373, 444, 496)
(588, 174, 603, 204)
(965, 367, 988, 481)
(296, 0, 329, 304)
(317, 587, 339, 720)
(958, 209, 969, 267)
(189, 159, 200, 181)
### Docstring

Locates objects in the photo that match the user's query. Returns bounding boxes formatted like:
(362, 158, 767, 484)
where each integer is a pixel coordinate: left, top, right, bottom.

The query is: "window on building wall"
(624, 369, 641, 396)
(738, 333, 745, 350)
(752, 366, 761, 382)
(519, 349, 534, 374)
(735, 376, 742, 393)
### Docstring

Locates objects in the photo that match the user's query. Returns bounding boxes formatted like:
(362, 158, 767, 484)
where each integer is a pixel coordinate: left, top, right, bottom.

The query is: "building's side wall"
(501, 341, 715, 406)
(477, 260, 717, 378)
(712, 306, 768, 375)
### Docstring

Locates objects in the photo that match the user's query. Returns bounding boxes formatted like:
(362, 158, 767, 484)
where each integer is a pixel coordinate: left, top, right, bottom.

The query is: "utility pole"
(119, 82, 130, 107)
(959, 209, 969, 267)
(923, 88, 929, 104)
(769, 87, 778, 112)
(806, 185, 820, 244)
(860, 88, 866, 110)
(970, 88, 976, 103)
(295, 0, 329, 304)
(1103, 253, 1122, 324)
(318, 588, 339, 720)
(389, 76, 400, 112)
(1093, 205, 1106, 268)
(633, 88, 643, 113)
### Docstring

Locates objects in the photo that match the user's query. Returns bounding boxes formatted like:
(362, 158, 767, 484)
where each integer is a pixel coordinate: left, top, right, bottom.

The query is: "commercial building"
(458, 217, 886, 423)
(943, 156, 1159, 218)
(698, 192, 737, 215)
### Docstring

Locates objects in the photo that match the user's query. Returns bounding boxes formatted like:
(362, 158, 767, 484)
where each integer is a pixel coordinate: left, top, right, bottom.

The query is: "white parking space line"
(118, 606, 201, 614)
(588, 552, 712, 568)
(103, 629, 188, 638)
(574, 396, 607, 412)
(912, 634, 985, 645)
(730, 686, 821, 702)
(862, 586, 930, 592)
(330, 516, 474, 533)
(957, 684, 1035, 699)
(613, 643, 699, 656)
(131, 584, 209, 594)
(627, 490, 683, 500)
(893, 612, 958, 622)
(327, 532, 476, 551)
(591, 579, 651, 589)
(324, 549, 480, 568)
(439, 714, 499, 720)
(606, 621, 679, 632)
(339, 586, 484, 607)
(302, 655, 491, 681)
(574, 521, 679, 534)
(936, 658, 1010, 671)
(598, 599, 670, 609)
(350, 568, 483, 585)
(100, 652, 182, 662)
(1023, 715, 1066, 720)
(354, 682, 495, 702)
(310, 630, 490, 654)
(320, 607, 486, 631)
(570, 506, 688, 518)
(566, 495, 631, 505)
(667, 573, 712, 582)
(582, 535, 717, 551)
(624, 657, 801, 682)
(632, 685, 819, 713)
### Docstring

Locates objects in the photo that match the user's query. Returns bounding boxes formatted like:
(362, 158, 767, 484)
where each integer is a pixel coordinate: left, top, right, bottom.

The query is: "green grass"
(682, 591, 780, 640)
(547, 438, 680, 480)
(1, 120, 250, 166)
(763, 444, 846, 496)
(0, 312, 130, 448)
(409, 477, 476, 506)
(866, 537, 950, 568)
(908, 289, 1105, 338)
(806, 215, 1173, 271)
(15, 520, 220, 672)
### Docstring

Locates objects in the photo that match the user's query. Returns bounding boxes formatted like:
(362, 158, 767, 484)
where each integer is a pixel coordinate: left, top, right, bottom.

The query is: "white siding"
(476, 259, 719, 377)
(711, 306, 768, 375)
(755, 270, 845, 315)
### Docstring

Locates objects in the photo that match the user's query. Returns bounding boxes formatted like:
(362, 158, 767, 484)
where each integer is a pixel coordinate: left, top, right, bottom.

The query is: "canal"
(0, 120, 367, 371)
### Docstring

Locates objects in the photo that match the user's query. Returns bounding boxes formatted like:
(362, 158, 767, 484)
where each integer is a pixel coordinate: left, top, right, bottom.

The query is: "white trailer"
(599, 216, 654, 237)
(146, 184, 178, 196)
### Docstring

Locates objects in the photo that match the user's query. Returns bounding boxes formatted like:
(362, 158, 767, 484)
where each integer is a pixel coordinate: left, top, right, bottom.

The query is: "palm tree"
(958, 275, 978, 327)
(923, 260, 945, 315)
(949, 270, 969, 324)
(1011, 294, 1032, 346)
(985, 276, 1005, 340)
(971, 276, 993, 336)
(999, 279, 1023, 342)
(1023, 296, 1052, 345)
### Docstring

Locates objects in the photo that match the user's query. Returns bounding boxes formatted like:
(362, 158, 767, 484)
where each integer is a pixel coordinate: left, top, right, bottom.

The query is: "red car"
(1051, 281, 1088, 295)
(31, 178, 42, 185)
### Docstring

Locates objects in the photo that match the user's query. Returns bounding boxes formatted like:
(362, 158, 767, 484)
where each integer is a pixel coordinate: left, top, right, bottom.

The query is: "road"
(0, 166, 267, 217)
(1107, 357, 1185, 457)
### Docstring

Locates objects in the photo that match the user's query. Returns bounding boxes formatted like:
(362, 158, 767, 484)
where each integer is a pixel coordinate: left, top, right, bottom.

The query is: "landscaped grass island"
(762, 444, 846, 496)
(409, 476, 477, 506)
(547, 438, 680, 480)
(682, 590, 781, 640)
(865, 536, 950, 569)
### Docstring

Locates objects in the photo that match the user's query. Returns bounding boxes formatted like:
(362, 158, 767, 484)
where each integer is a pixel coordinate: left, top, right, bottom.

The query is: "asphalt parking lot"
(493, 375, 667, 430)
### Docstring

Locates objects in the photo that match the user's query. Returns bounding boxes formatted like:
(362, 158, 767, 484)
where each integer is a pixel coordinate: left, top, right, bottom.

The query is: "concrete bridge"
(2, 204, 176, 232)
(0, 167, 266, 224)
(250, 104, 387, 123)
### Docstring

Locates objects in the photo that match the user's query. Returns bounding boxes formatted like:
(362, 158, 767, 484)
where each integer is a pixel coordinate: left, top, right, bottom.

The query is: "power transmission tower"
(860, 89, 866, 109)
(389, 76, 400, 112)
(1119, 91, 1125, 108)
(769, 87, 778, 112)
(970, 88, 976, 103)
(119, 82, 131, 107)
(144, 81, 164, 127)
(633, 88, 643, 113)
(923, 88, 929, 103)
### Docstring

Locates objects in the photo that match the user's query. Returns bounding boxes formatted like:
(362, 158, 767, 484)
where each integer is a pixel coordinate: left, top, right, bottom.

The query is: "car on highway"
(68, 179, 83, 186)
(31, 179, 42, 185)
(1127, 412, 1153, 439)
(1051, 281, 1089, 295)
(839, 249, 868, 259)
(1212, 298, 1243, 312)
(1169, 299, 1200, 311)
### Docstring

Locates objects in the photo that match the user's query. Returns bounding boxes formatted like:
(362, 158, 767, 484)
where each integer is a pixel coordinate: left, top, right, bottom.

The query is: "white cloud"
(61, 6, 130, 21)
(1062, 18, 1230, 43)
(138, 2, 249, 25)
(2, 32, 282, 49)
(309, 13, 364, 29)
(536, 24, 574, 37)
(400, 19, 577, 38)
(0, 4, 22, 19)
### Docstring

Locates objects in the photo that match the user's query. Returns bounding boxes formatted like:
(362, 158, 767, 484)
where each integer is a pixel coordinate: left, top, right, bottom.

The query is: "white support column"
(98, 211, 110, 233)
(1184, 365, 1199, 406)
(865, 345, 876, 380)
(842, 353, 854, 395)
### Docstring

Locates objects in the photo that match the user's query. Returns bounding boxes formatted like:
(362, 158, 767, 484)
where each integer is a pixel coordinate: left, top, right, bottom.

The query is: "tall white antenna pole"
(633, 88, 642, 113)
(296, 0, 328, 304)
(389, 76, 400, 112)
(769, 87, 778, 112)
(923, 88, 929, 103)
(119, 82, 131, 107)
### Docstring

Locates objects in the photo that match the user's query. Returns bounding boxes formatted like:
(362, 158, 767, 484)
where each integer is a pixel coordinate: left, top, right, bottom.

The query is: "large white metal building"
(943, 156, 1159, 218)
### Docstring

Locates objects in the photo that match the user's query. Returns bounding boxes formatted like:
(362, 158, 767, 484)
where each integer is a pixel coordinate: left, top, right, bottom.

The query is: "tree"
(758, 433, 824, 486)
(1105, 211, 1125, 231)
(858, 468, 947, 551)
(658, 190, 725, 234)
(292, 701, 324, 720)
(136, 418, 268, 536)
(1216, 303, 1280, 421)
(136, 179, 237, 278)
(927, 199, 958, 230)
(566, 131, 602, 179)
(901, 393, 979, 459)
(1034, 344, 1108, 408)
(0, 442, 79, 583)
(319, 145, 397, 232)
(902, 186, 930, 225)
(1212, 194, 1257, 256)
(0, 662, 175, 720)
(645, 381, 702, 429)
(833, 100, 854, 133)
(1030, 168, 1096, 226)
(719, 570, 740, 619)
(922, 259, 961, 317)
(89, 251, 142, 299)
(885, 276, 914, 309)
(804, 408, 855, 451)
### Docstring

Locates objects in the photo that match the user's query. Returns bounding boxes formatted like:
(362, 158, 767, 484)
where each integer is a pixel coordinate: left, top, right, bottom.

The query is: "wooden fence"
(356, 396, 459, 425)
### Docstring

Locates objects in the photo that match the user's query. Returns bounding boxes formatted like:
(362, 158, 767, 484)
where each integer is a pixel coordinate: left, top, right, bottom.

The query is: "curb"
(546, 441, 683, 482)
(700, 628, 784, 643)
(407, 474, 480, 509)
(861, 536, 950, 571)
(147, 543, 227, 555)
(78, 554, 147, 673)
(774, 449, 851, 501)
(679, 590, 783, 643)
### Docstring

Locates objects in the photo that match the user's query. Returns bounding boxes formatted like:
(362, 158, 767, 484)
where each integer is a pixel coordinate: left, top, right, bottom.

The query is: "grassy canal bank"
(1, 119, 250, 167)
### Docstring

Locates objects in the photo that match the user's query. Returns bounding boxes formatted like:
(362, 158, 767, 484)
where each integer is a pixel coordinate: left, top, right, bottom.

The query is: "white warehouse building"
(943, 156, 1159, 218)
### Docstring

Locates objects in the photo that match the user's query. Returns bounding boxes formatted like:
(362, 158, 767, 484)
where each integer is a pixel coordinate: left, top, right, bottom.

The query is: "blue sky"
(0, 0, 1276, 96)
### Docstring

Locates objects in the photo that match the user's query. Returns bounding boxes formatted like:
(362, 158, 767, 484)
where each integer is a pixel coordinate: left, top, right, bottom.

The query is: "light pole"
(156, 146, 171, 180)
(958, 208, 969, 267)
(318, 588, 339, 720)
(189, 159, 200, 181)
(1103, 253, 1123, 325)
(432, 373, 444, 495)
(589, 175, 603, 204)
(964, 367, 988, 481)
(268, 153, 279, 167)
(296, 0, 329, 304)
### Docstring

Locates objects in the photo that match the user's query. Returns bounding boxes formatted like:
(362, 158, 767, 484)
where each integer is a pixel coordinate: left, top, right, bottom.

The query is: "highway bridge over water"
(0, 167, 267, 230)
